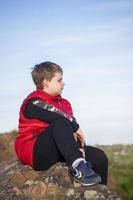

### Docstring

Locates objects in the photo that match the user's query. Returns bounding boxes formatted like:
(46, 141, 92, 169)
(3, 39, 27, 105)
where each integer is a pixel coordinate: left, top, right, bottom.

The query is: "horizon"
(1, 0, 133, 145)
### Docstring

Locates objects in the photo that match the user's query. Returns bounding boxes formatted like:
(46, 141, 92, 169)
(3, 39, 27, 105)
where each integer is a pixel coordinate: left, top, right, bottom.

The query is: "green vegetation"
(0, 130, 17, 162)
(10, 129, 18, 137)
(99, 144, 133, 200)
(0, 129, 17, 140)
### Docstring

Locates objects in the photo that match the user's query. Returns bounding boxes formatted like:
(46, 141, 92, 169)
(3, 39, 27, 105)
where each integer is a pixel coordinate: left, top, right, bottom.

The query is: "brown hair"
(31, 61, 63, 89)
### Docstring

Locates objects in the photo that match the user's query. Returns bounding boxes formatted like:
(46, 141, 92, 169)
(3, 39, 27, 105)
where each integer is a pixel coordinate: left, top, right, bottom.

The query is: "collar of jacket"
(37, 88, 61, 102)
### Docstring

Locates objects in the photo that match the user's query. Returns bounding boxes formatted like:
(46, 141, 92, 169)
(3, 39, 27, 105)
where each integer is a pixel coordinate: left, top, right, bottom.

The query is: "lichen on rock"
(0, 157, 121, 200)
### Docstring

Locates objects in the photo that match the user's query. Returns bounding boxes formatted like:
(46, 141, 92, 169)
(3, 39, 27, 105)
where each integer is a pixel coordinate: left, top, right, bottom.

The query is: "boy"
(15, 61, 108, 186)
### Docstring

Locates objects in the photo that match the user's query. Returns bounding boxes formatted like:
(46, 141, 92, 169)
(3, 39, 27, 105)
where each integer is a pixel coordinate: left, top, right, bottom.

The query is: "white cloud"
(80, 1, 133, 12)
(62, 61, 133, 144)
(40, 16, 133, 48)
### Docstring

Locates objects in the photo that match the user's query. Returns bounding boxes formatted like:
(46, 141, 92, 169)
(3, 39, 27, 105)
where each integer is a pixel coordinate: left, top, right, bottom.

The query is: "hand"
(73, 128, 85, 147)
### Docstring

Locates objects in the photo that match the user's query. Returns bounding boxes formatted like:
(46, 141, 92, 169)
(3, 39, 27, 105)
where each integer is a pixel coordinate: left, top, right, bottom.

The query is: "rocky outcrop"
(0, 157, 121, 200)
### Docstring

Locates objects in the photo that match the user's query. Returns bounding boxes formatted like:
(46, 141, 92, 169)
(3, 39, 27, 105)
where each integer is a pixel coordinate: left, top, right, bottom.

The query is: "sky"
(0, 0, 133, 144)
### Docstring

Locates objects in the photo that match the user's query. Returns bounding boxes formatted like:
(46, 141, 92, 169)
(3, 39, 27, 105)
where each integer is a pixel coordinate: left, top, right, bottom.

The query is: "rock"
(0, 157, 121, 200)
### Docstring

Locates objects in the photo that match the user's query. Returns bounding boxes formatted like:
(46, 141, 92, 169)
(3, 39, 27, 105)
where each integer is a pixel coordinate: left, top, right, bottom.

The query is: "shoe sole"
(73, 177, 100, 186)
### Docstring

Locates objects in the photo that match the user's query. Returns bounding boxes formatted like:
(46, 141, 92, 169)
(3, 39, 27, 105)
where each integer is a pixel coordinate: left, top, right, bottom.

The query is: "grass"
(99, 144, 133, 200)
(10, 129, 18, 136)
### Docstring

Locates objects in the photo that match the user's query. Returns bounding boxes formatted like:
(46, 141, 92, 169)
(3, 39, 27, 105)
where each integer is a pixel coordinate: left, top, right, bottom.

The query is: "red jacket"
(15, 89, 73, 167)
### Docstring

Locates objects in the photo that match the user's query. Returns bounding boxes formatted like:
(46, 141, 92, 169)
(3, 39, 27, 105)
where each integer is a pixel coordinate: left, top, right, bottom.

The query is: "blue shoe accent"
(70, 161, 101, 186)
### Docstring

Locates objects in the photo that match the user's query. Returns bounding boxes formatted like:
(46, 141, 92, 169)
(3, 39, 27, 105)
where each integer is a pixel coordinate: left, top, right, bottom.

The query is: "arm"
(66, 100, 86, 148)
(74, 128, 86, 147)
(32, 98, 73, 121)
(24, 98, 79, 132)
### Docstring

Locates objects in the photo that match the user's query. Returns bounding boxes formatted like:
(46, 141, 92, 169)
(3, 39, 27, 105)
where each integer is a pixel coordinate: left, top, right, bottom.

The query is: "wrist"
(71, 120, 79, 132)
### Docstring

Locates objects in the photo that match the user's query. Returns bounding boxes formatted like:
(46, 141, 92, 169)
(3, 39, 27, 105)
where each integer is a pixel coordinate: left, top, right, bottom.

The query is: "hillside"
(99, 144, 133, 200)
(0, 130, 16, 162)
(0, 131, 132, 199)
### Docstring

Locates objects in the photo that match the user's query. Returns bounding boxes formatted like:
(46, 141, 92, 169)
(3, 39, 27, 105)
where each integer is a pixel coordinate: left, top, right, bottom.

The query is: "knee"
(54, 118, 71, 125)
(99, 149, 108, 166)
(52, 118, 72, 129)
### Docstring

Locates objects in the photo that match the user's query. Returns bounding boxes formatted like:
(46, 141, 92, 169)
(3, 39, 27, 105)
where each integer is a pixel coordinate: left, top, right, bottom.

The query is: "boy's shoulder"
(61, 96, 72, 106)
(21, 90, 40, 105)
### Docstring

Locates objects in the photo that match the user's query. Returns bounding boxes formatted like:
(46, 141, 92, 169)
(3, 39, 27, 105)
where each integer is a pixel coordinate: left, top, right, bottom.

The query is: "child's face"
(43, 72, 65, 96)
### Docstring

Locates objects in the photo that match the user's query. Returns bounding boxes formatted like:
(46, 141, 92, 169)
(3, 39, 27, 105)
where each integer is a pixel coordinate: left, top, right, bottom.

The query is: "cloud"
(40, 16, 133, 48)
(80, 1, 133, 12)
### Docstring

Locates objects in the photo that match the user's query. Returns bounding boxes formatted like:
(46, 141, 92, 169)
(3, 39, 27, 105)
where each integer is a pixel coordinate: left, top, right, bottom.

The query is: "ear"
(43, 79, 49, 88)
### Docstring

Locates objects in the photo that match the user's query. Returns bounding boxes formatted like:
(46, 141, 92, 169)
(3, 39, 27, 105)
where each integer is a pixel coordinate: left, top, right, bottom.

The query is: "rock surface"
(0, 157, 122, 200)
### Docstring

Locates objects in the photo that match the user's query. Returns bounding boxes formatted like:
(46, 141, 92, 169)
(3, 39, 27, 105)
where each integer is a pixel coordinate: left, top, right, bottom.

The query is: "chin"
(55, 89, 62, 96)
(54, 92, 61, 96)
(57, 91, 62, 96)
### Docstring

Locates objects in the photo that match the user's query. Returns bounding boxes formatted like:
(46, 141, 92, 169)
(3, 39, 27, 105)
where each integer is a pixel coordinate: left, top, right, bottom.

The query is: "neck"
(42, 88, 56, 96)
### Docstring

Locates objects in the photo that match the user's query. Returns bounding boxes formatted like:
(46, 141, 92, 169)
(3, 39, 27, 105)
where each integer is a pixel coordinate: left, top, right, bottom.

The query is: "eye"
(58, 79, 62, 82)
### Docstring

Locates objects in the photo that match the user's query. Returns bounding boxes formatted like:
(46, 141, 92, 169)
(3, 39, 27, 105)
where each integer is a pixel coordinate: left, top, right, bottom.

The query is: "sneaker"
(70, 161, 101, 186)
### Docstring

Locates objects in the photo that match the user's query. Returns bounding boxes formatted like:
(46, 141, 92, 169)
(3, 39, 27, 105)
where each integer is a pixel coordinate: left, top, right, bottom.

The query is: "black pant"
(33, 118, 108, 184)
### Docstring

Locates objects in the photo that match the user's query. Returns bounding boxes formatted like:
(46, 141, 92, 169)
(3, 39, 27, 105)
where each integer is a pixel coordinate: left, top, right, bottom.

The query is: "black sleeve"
(24, 98, 79, 132)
